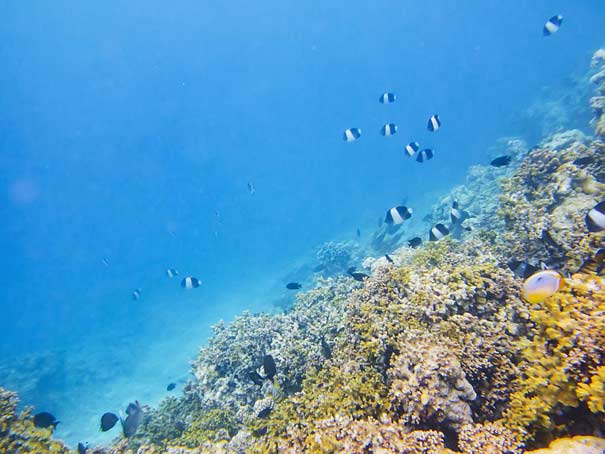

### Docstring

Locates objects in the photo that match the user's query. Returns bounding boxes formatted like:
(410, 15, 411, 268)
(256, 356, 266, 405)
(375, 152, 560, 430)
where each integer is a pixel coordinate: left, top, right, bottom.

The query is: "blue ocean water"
(0, 0, 603, 447)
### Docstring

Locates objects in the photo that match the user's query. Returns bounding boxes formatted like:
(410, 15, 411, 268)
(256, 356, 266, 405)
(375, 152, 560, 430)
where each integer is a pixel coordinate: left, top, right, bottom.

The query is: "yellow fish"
(522, 270, 563, 304)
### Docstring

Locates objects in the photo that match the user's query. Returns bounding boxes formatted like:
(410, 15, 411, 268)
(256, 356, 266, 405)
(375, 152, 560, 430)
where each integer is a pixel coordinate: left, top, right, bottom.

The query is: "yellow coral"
(576, 365, 605, 412)
(525, 436, 605, 454)
(504, 274, 605, 440)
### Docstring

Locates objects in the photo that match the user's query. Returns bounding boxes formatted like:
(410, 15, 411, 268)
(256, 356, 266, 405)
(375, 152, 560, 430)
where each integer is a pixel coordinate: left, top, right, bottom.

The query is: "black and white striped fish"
(132, 289, 141, 301)
(416, 149, 434, 163)
(166, 268, 179, 278)
(586, 201, 605, 232)
(181, 277, 202, 289)
(381, 123, 398, 136)
(429, 223, 449, 241)
(343, 128, 362, 142)
(427, 114, 441, 132)
(385, 206, 412, 225)
(543, 15, 563, 36)
(404, 142, 419, 158)
(379, 92, 396, 104)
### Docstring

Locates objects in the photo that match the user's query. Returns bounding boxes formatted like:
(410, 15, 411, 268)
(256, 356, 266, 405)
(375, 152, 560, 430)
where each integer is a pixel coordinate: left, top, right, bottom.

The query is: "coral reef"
(526, 436, 605, 454)
(314, 241, 361, 276)
(590, 49, 605, 139)
(0, 386, 70, 454)
(503, 273, 605, 441)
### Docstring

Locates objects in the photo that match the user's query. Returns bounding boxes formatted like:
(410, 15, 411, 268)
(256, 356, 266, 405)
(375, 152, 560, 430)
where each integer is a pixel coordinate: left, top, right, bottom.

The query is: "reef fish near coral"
(379, 92, 396, 103)
(181, 276, 202, 289)
(543, 14, 563, 36)
(347, 266, 369, 281)
(404, 141, 419, 157)
(585, 201, 605, 232)
(490, 155, 512, 167)
(77, 442, 88, 454)
(521, 269, 563, 304)
(33, 411, 59, 429)
(508, 259, 539, 279)
(450, 201, 470, 224)
(385, 206, 412, 225)
(122, 401, 143, 438)
(166, 382, 176, 391)
(343, 127, 361, 142)
(429, 223, 449, 241)
(427, 114, 441, 131)
(248, 370, 264, 386)
(286, 282, 302, 290)
(408, 237, 423, 248)
(262, 355, 277, 381)
(380, 123, 398, 136)
(577, 248, 605, 275)
(385, 254, 394, 264)
(166, 268, 178, 278)
(416, 148, 434, 163)
(100, 412, 119, 432)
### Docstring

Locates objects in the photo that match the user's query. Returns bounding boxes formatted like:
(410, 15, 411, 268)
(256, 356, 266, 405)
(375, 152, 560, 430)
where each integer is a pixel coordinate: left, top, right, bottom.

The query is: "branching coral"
(457, 422, 524, 454)
(503, 274, 605, 441)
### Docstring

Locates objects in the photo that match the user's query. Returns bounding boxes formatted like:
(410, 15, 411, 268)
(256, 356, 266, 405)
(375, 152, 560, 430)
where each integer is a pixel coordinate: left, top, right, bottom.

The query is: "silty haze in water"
(1, 1, 605, 452)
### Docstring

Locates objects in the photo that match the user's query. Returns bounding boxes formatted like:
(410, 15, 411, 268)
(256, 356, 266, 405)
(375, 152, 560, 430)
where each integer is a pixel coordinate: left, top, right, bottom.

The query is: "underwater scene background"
(1, 1, 605, 453)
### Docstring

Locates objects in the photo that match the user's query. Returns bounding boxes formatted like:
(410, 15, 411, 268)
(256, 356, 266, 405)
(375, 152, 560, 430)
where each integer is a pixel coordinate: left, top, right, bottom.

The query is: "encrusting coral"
(0, 387, 70, 454)
(503, 273, 605, 442)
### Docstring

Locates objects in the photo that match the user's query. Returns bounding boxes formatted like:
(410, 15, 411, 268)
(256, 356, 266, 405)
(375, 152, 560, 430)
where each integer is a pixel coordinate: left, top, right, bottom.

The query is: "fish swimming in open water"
(427, 114, 441, 131)
(181, 277, 202, 289)
(416, 149, 434, 163)
(100, 412, 119, 432)
(343, 128, 361, 142)
(379, 92, 396, 104)
(166, 268, 178, 278)
(286, 282, 302, 290)
(381, 123, 398, 136)
(543, 15, 563, 36)
(404, 142, 419, 158)
(132, 289, 141, 301)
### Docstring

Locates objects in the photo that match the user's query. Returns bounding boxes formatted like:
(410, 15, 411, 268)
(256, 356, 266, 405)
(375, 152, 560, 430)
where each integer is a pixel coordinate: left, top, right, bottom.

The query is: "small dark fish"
(508, 259, 538, 280)
(248, 181, 255, 195)
(33, 412, 59, 429)
(257, 407, 272, 418)
(490, 155, 512, 167)
(181, 277, 202, 289)
(577, 249, 605, 275)
(77, 443, 88, 454)
(541, 230, 559, 250)
(385, 254, 394, 264)
(586, 201, 605, 232)
(131, 289, 141, 301)
(356, 228, 361, 237)
(543, 14, 563, 36)
(286, 282, 302, 290)
(122, 401, 143, 438)
(100, 412, 119, 432)
(347, 267, 369, 281)
(427, 114, 441, 132)
(429, 223, 449, 241)
(263, 355, 277, 380)
(320, 337, 332, 359)
(166, 382, 177, 391)
(248, 370, 265, 386)
(408, 237, 423, 248)
(573, 156, 594, 166)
